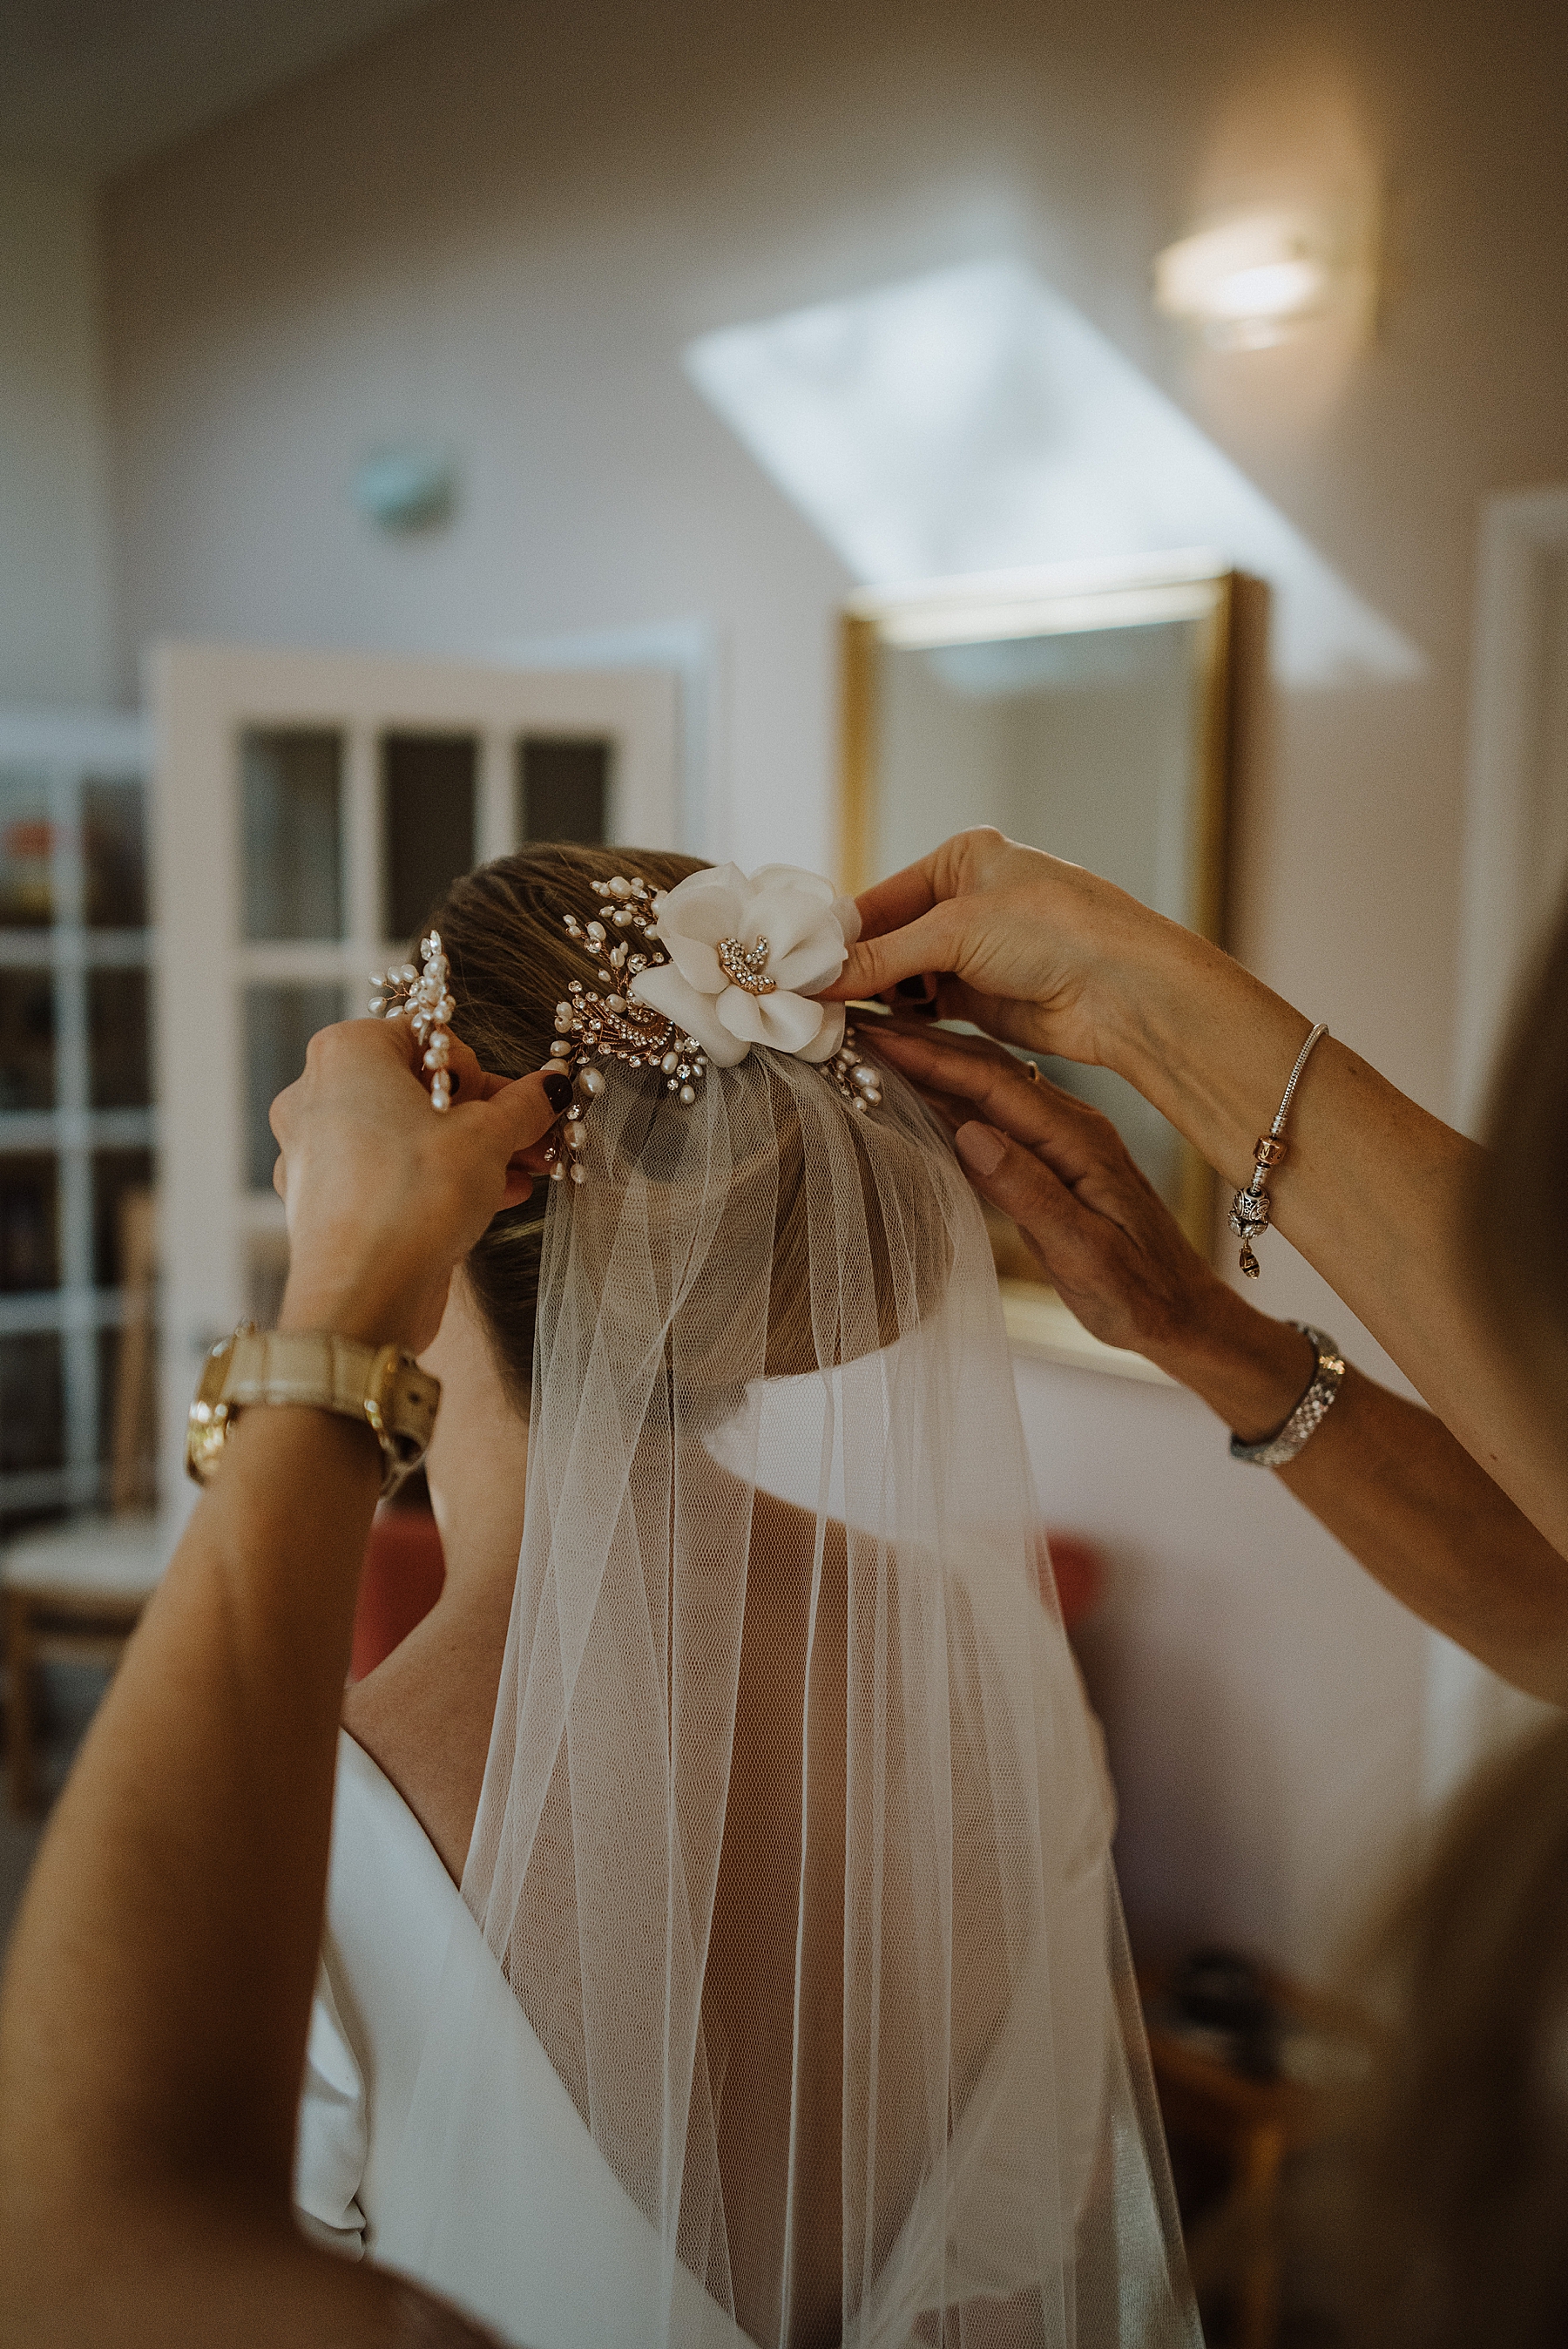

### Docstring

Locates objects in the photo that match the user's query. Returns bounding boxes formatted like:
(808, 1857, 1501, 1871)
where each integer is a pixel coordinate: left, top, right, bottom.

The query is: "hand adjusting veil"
(393, 862, 1199, 2349)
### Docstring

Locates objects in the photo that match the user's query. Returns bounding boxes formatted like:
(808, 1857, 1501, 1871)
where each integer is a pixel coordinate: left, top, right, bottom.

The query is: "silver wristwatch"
(1229, 1323, 1345, 1468)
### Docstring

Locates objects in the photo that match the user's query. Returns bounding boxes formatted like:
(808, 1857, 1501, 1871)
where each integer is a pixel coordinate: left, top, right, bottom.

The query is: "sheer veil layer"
(399, 1036, 1198, 2348)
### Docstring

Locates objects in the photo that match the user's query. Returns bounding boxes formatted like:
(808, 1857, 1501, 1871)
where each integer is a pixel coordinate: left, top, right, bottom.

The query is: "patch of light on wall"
(685, 258, 1422, 689)
(1153, 212, 1338, 349)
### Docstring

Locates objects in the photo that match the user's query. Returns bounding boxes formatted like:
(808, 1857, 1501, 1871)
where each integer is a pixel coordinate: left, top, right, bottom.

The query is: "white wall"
(0, 164, 112, 705)
(96, 0, 1568, 1980)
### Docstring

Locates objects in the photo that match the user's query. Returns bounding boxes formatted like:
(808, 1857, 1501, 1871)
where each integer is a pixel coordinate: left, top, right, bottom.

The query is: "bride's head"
(428, 843, 954, 1415)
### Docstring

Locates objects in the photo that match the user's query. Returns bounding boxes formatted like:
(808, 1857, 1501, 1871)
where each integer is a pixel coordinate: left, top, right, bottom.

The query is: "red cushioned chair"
(351, 1502, 447, 1682)
(1041, 1532, 1104, 1633)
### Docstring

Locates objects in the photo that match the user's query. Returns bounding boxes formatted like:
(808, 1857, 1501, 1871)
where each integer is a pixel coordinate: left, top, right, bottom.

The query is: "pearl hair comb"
(537, 874, 706, 1185)
(369, 932, 456, 1109)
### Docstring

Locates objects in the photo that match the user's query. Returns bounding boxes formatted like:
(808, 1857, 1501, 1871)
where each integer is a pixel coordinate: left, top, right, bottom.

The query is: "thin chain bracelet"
(1228, 1022, 1328, 1279)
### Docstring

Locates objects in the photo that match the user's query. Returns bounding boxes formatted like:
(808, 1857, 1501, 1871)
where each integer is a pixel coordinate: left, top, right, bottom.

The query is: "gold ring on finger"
(1025, 1059, 1040, 1083)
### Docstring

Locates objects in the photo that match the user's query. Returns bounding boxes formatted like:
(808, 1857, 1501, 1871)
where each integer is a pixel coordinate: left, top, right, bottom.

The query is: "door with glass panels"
(151, 644, 679, 1513)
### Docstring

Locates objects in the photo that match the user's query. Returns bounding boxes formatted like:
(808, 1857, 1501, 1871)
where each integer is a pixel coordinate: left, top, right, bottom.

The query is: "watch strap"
(1228, 1323, 1345, 1469)
(186, 1324, 439, 1496)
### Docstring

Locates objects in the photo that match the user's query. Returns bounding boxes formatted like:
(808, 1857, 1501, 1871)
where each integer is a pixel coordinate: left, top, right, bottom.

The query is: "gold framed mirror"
(838, 554, 1238, 1373)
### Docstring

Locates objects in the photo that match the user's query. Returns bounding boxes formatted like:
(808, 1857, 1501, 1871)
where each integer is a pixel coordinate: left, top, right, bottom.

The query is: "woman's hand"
(269, 1019, 570, 1354)
(875, 1020, 1316, 1430)
(821, 827, 1192, 1068)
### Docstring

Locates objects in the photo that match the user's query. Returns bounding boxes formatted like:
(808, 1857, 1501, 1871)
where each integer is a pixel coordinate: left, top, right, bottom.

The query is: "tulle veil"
(391, 1025, 1199, 2346)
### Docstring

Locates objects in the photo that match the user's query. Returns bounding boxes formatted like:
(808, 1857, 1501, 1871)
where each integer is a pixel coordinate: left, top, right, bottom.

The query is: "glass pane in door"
(89, 968, 152, 1108)
(0, 1154, 58, 1290)
(382, 734, 477, 942)
(83, 776, 147, 929)
(517, 737, 609, 844)
(242, 729, 344, 940)
(0, 768, 55, 927)
(0, 971, 55, 1108)
(244, 983, 345, 1190)
(0, 1332, 64, 1470)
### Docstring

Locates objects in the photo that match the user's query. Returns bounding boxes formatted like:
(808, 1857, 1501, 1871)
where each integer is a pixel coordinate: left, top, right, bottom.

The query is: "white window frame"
(0, 706, 152, 1517)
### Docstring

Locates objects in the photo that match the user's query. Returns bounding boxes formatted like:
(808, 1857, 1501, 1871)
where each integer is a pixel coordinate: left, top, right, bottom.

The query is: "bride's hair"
(429, 843, 943, 1407)
(428, 844, 701, 1403)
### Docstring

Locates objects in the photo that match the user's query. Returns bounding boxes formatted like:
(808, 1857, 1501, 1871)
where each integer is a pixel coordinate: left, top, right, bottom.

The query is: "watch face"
(185, 1399, 233, 1485)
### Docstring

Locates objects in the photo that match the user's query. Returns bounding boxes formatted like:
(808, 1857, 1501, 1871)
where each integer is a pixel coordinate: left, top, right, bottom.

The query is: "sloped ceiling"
(0, 0, 441, 176)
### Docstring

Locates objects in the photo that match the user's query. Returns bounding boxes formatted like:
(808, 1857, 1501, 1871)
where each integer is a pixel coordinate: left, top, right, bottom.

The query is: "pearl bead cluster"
(543, 875, 712, 1187)
(369, 931, 456, 1110)
(823, 1032, 884, 1114)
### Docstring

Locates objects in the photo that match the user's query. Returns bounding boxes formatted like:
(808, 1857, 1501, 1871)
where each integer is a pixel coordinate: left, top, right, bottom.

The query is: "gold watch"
(186, 1323, 440, 1498)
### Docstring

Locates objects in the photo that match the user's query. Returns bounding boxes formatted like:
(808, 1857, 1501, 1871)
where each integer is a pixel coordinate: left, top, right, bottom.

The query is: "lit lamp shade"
(1153, 211, 1336, 350)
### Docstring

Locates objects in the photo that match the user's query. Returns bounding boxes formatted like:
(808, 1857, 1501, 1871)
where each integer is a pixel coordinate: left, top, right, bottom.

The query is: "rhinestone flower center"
(716, 935, 776, 996)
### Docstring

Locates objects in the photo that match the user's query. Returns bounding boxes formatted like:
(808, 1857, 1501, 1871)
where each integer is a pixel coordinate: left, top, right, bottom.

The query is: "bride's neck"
(341, 1283, 531, 1882)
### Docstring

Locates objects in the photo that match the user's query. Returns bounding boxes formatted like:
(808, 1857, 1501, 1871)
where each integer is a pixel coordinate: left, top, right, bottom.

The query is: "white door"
(150, 643, 679, 1514)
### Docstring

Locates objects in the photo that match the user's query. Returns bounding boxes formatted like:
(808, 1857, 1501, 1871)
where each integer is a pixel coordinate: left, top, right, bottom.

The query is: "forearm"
(0, 1408, 381, 2239)
(1151, 1297, 1568, 1704)
(1102, 931, 1566, 1551)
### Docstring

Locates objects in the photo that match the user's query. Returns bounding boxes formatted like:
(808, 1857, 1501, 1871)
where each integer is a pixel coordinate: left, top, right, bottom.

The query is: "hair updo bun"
(429, 843, 950, 1411)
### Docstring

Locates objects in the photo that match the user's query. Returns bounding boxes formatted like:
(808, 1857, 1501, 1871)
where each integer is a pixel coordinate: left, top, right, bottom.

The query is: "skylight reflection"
(686, 259, 1422, 688)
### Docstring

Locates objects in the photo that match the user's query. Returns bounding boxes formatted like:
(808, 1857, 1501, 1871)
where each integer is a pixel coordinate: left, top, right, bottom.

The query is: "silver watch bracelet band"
(1228, 1323, 1346, 1468)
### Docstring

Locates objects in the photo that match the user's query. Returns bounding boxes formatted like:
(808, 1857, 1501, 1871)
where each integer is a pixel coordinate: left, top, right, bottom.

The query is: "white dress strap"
(294, 1953, 369, 2256)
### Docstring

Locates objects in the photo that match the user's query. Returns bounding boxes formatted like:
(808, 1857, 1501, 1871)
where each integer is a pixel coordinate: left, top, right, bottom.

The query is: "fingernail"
(896, 974, 937, 1002)
(955, 1121, 1005, 1176)
(541, 1071, 573, 1112)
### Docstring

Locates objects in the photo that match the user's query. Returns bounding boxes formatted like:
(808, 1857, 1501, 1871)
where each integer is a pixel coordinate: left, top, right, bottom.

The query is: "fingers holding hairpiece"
(875, 1022, 1119, 1190)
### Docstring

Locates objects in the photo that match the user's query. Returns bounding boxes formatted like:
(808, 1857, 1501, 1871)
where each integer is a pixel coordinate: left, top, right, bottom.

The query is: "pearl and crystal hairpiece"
(370, 864, 882, 1181)
(369, 931, 456, 1108)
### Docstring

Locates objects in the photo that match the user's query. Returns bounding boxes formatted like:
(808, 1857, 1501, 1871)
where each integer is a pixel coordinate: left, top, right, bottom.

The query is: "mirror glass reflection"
(843, 564, 1235, 1259)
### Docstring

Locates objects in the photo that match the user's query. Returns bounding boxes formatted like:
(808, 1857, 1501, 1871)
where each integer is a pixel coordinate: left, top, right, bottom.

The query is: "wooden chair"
(108, 1185, 158, 1515)
(3, 1514, 171, 1812)
(1139, 1961, 1372, 2349)
(3, 1187, 167, 1812)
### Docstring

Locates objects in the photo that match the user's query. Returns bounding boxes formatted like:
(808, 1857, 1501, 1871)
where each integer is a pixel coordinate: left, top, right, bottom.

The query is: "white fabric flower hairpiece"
(629, 863, 861, 1069)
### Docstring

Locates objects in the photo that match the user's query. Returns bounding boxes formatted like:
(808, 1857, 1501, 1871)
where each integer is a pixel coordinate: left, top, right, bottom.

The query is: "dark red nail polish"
(541, 1071, 573, 1112)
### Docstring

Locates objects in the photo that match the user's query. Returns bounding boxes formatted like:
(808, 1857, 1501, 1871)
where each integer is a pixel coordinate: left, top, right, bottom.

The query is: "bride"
(294, 843, 1200, 2349)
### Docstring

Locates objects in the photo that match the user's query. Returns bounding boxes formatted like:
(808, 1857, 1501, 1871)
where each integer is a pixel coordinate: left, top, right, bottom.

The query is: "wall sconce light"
(1153, 210, 1347, 350)
(352, 443, 459, 532)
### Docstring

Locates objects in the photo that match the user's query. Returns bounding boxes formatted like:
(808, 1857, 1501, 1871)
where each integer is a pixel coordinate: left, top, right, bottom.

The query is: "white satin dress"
(294, 1731, 746, 2347)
